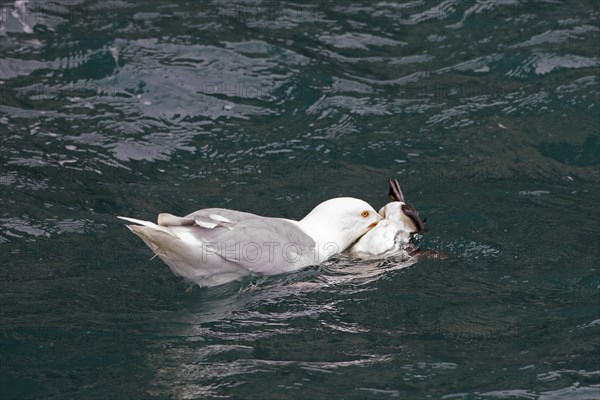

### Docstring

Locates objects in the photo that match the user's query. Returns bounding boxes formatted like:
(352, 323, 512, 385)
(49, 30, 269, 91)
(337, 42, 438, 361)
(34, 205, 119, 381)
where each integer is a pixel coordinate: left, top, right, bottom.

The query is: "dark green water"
(1, 1, 599, 399)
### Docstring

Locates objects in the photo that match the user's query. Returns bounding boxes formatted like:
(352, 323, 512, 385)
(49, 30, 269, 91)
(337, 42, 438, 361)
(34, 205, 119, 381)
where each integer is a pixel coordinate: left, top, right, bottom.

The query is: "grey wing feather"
(161, 208, 316, 275)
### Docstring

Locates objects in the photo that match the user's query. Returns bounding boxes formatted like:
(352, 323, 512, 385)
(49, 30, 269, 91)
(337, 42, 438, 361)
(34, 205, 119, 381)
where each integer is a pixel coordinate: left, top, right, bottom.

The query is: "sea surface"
(1, 1, 599, 399)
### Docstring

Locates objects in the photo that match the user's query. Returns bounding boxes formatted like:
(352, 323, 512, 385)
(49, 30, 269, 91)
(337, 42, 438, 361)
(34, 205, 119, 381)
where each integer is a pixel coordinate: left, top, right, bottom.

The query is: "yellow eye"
(361, 210, 370, 218)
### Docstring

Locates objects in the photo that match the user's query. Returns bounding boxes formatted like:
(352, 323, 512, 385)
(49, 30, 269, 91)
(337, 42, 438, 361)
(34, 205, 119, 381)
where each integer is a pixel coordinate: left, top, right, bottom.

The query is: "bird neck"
(295, 214, 351, 261)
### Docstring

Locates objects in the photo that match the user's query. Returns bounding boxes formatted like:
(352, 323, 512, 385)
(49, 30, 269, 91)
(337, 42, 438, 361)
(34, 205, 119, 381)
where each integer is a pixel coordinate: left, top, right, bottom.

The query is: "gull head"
(298, 197, 381, 253)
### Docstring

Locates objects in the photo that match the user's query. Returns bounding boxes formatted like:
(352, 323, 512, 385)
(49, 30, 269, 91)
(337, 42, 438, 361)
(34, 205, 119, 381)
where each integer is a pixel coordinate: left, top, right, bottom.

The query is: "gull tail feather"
(118, 216, 210, 280)
(117, 216, 176, 236)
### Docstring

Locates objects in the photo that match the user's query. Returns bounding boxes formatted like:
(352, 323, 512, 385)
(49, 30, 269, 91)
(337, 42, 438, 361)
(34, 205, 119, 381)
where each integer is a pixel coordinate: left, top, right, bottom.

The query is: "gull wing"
(152, 208, 317, 276)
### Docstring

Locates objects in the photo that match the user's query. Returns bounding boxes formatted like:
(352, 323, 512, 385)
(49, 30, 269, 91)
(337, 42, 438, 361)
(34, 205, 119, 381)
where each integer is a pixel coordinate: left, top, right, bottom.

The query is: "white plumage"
(119, 197, 381, 287)
(350, 179, 428, 259)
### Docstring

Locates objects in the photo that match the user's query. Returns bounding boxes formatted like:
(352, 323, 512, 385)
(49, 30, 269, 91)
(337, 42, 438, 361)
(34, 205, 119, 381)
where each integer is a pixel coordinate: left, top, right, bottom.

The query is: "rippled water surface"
(1, 1, 599, 399)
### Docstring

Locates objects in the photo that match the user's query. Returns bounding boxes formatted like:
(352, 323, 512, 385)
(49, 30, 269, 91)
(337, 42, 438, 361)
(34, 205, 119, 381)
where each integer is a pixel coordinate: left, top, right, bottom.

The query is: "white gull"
(119, 197, 381, 287)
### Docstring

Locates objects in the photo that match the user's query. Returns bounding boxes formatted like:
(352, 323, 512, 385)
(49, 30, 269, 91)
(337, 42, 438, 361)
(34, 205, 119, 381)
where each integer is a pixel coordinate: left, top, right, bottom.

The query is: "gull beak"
(367, 213, 383, 229)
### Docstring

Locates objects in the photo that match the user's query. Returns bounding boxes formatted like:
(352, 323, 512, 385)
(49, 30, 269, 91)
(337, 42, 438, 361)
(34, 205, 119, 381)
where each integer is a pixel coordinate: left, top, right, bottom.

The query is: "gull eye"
(361, 210, 370, 218)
